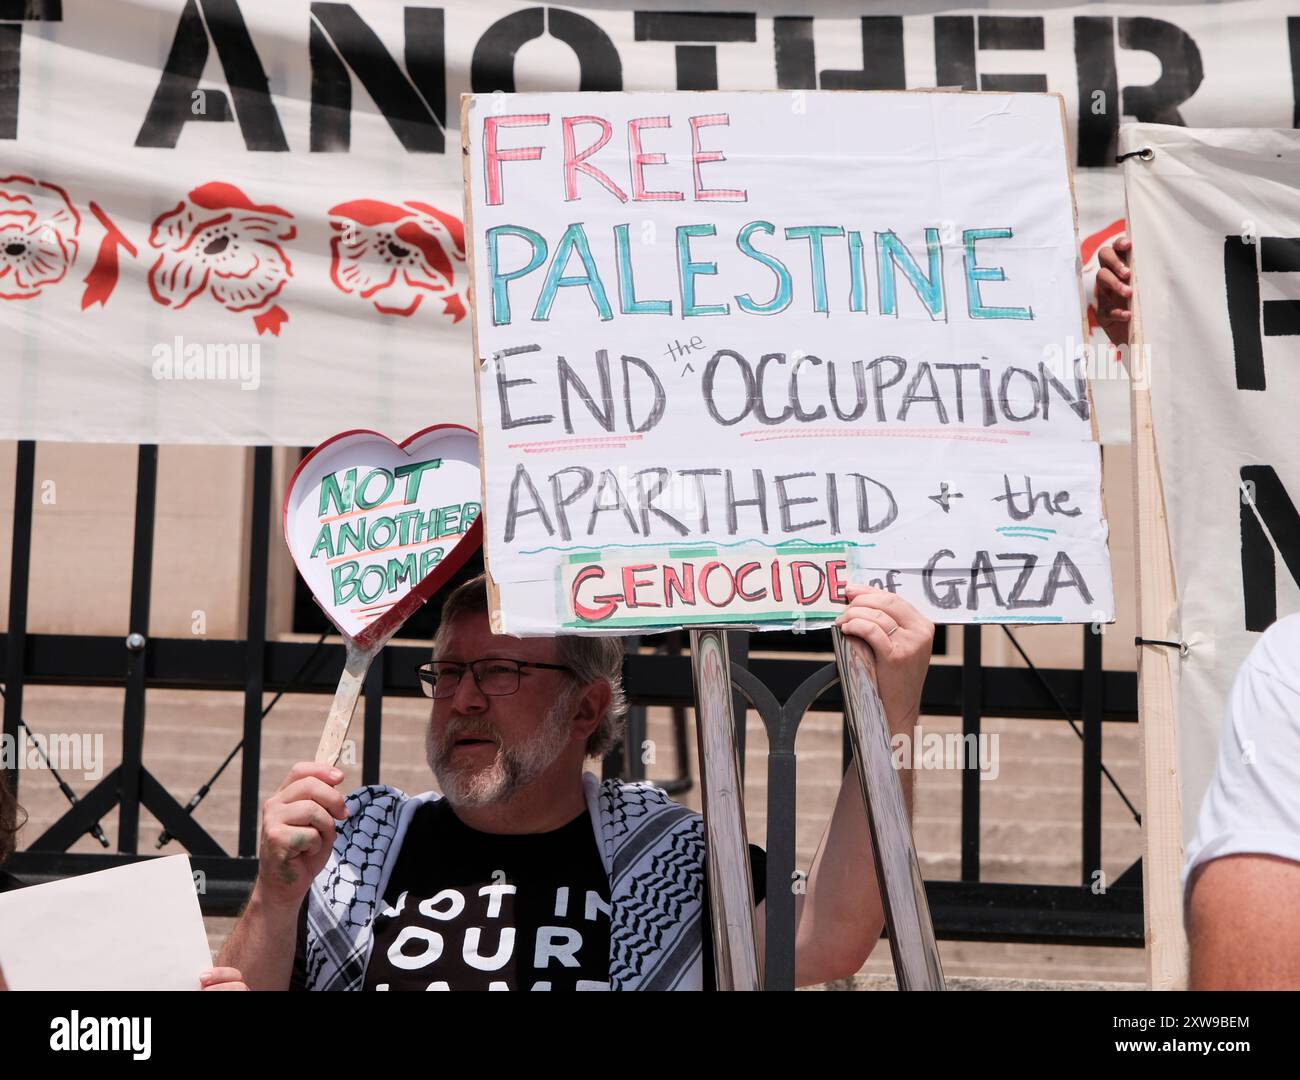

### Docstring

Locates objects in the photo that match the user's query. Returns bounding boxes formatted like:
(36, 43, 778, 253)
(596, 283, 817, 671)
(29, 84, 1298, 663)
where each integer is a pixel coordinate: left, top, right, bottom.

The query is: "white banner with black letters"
(1122, 122, 1300, 841)
(0, 0, 1296, 446)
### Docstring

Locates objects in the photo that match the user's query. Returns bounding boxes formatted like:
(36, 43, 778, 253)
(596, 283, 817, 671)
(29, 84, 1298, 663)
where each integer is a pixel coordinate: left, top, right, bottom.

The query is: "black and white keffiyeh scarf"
(300, 772, 707, 991)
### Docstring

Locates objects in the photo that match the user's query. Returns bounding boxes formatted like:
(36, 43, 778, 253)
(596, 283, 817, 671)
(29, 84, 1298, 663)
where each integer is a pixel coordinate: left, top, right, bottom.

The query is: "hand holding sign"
(1095, 236, 1133, 348)
(282, 424, 482, 763)
(199, 967, 250, 991)
(255, 762, 348, 906)
(835, 583, 934, 731)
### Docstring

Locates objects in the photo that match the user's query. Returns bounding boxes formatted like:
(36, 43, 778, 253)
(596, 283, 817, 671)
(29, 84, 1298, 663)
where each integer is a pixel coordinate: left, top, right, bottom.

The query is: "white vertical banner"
(1122, 122, 1300, 842)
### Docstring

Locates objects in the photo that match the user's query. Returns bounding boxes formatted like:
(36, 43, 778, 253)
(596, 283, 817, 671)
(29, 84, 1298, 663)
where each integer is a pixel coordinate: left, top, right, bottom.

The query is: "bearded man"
(218, 573, 933, 990)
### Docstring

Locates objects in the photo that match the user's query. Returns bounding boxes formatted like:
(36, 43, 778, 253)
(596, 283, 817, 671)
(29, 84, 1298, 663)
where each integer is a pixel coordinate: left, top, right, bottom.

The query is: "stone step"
(731, 750, 1142, 791)
(737, 772, 1143, 804)
(916, 851, 1133, 885)
(810, 973, 1146, 991)
(19, 696, 1141, 784)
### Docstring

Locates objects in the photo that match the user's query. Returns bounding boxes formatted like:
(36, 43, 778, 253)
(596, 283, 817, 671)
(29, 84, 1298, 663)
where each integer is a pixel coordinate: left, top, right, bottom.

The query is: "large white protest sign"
(465, 90, 1115, 635)
(1122, 124, 1300, 844)
(0, 2, 1296, 447)
(0, 855, 212, 990)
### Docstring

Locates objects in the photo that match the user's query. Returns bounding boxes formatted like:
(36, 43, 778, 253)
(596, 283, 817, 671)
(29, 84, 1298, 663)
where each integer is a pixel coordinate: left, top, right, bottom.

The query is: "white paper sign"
(465, 90, 1114, 635)
(0, 855, 212, 990)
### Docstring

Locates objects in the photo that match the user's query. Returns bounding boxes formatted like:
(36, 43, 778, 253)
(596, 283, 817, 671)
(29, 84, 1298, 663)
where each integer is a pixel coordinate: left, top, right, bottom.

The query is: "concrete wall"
(0, 443, 306, 641)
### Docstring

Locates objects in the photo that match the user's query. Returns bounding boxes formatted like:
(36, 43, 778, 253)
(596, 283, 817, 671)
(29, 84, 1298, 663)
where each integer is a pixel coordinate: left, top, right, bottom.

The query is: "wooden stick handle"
(832, 626, 945, 991)
(688, 628, 761, 990)
(315, 642, 375, 766)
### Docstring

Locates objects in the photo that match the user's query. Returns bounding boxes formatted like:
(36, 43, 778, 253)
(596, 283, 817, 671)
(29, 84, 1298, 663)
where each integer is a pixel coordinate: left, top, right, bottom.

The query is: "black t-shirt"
(0, 869, 25, 893)
(290, 798, 766, 990)
(364, 800, 610, 991)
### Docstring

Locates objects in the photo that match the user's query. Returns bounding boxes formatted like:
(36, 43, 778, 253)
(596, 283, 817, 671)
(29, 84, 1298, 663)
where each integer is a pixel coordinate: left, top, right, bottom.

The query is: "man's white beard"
(427, 688, 577, 807)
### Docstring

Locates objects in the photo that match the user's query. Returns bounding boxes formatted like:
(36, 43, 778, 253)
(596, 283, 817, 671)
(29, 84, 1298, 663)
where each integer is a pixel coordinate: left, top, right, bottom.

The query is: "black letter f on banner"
(1225, 234, 1300, 391)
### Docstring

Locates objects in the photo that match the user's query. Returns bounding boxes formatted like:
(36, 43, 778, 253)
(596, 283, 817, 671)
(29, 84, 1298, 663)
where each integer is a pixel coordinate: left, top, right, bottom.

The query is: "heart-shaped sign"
(283, 424, 483, 649)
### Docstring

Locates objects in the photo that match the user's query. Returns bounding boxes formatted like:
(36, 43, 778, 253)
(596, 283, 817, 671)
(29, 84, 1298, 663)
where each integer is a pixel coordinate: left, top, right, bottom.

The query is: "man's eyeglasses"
(415, 658, 574, 699)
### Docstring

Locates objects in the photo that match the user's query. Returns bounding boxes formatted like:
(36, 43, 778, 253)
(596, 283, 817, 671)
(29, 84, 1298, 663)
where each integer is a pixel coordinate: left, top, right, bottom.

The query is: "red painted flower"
(328, 199, 466, 320)
(148, 182, 295, 335)
(0, 175, 80, 300)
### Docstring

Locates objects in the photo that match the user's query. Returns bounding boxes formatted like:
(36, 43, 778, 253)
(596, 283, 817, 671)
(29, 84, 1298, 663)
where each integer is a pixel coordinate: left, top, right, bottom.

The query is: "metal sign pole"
(689, 627, 761, 990)
(832, 626, 946, 990)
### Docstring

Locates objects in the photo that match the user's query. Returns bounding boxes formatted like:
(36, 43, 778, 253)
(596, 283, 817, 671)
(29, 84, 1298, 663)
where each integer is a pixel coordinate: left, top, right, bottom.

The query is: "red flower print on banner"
(328, 200, 466, 321)
(82, 202, 139, 311)
(0, 175, 81, 300)
(148, 182, 295, 336)
(0, 176, 134, 309)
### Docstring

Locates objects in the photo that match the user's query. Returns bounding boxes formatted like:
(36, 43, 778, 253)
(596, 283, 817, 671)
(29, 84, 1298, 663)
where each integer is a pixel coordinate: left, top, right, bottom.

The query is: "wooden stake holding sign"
(689, 628, 762, 990)
(462, 90, 1115, 989)
(316, 645, 379, 767)
(832, 627, 945, 990)
(282, 424, 483, 764)
(690, 626, 945, 990)
(1125, 265, 1188, 989)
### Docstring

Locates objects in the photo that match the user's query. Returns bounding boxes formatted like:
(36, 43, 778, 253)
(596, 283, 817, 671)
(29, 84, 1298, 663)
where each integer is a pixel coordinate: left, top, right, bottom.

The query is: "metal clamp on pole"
(832, 626, 946, 991)
(689, 627, 761, 990)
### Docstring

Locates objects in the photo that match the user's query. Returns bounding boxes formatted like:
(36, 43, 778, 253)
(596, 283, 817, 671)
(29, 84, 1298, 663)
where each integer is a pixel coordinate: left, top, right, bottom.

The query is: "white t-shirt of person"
(1183, 612, 1300, 895)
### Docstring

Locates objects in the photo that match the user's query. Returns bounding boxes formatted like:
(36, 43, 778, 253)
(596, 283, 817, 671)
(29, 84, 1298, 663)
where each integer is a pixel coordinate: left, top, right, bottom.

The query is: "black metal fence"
(2, 441, 1143, 989)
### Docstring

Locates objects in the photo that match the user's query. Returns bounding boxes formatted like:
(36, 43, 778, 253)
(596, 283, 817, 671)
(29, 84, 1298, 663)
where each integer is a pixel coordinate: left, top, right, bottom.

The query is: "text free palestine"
(482, 112, 1034, 324)
(487, 221, 1034, 326)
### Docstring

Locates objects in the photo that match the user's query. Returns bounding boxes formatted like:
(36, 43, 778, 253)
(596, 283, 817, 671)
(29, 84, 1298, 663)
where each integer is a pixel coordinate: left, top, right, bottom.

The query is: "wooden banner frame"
(1127, 239, 1190, 990)
(689, 626, 944, 991)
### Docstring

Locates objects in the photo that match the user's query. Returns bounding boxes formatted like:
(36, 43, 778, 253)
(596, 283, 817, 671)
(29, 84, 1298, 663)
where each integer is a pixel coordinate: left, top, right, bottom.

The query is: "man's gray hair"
(431, 573, 629, 760)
